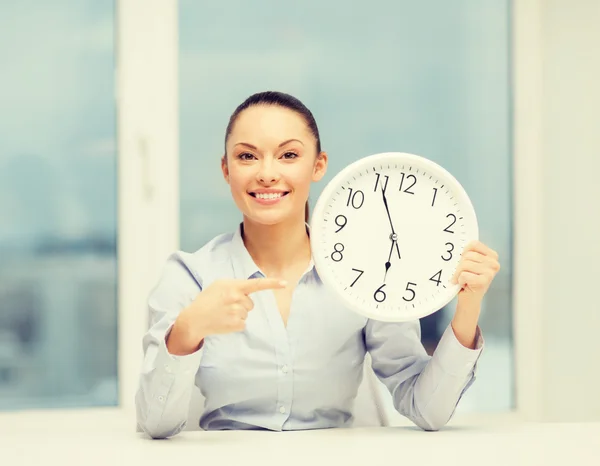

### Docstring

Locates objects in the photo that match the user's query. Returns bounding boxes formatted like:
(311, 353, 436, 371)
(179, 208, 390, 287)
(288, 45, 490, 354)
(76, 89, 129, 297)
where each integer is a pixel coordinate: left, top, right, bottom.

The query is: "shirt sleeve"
(135, 252, 205, 439)
(365, 318, 483, 431)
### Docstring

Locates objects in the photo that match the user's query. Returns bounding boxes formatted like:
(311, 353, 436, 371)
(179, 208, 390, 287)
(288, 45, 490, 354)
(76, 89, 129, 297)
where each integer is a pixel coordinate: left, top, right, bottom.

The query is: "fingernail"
(279, 280, 288, 287)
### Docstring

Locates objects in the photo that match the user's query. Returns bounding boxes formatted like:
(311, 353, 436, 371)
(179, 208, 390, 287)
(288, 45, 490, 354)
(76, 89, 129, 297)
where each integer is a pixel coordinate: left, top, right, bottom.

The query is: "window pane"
(179, 0, 512, 412)
(0, 1, 117, 409)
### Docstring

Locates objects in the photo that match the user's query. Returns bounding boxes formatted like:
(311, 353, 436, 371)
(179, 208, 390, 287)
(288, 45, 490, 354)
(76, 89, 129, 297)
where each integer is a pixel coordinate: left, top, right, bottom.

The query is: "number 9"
(335, 214, 347, 233)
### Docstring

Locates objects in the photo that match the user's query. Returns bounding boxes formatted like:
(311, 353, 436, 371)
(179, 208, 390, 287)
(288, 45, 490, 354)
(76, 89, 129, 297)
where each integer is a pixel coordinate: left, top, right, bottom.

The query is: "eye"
(237, 152, 256, 161)
(281, 151, 298, 160)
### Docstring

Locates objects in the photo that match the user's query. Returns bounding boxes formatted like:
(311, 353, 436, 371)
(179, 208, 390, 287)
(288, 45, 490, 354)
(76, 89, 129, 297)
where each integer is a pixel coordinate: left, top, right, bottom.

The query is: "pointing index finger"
(238, 277, 288, 294)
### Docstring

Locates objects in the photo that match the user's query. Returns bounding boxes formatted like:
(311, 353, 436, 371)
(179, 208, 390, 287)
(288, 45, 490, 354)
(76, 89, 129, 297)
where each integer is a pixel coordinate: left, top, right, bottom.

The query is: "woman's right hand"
(166, 277, 287, 355)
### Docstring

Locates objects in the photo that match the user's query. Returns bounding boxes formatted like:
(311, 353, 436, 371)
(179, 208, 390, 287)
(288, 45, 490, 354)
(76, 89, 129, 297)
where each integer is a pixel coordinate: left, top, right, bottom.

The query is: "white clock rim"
(309, 151, 479, 323)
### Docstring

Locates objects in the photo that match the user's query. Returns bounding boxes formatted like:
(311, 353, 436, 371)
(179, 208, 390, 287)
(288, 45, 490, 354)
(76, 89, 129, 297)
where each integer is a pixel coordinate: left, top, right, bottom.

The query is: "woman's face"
(222, 105, 327, 225)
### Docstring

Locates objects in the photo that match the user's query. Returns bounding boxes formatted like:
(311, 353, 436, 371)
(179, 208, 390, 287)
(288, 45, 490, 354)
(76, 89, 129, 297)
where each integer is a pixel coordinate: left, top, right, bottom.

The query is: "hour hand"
(384, 259, 391, 275)
(383, 259, 391, 282)
(383, 240, 401, 282)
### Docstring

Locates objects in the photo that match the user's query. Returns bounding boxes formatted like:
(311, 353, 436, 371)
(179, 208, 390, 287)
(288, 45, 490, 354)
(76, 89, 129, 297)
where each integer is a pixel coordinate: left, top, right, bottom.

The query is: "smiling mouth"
(249, 192, 290, 200)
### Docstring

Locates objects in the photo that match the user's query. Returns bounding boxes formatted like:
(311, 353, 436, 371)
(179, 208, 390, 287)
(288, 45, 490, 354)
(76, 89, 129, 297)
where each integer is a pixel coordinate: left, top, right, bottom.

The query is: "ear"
(312, 151, 328, 182)
(221, 155, 230, 184)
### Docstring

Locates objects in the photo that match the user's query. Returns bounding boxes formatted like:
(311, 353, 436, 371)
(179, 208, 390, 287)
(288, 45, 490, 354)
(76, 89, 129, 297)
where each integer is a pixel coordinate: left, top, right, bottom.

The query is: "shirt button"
(158, 396, 165, 403)
(279, 406, 286, 414)
(281, 365, 288, 374)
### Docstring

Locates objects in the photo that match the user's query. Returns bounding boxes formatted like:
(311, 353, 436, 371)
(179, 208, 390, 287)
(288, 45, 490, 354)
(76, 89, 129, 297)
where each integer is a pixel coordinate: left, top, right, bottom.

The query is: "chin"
(243, 204, 305, 226)
(245, 211, 290, 226)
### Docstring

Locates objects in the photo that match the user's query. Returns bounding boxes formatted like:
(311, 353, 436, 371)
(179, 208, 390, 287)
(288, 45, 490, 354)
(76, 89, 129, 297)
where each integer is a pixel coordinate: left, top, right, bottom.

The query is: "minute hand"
(382, 189, 397, 234)
(382, 189, 401, 261)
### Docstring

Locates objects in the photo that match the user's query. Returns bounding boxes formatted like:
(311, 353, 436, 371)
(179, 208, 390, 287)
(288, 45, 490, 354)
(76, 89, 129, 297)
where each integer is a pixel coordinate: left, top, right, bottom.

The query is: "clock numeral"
(373, 284, 387, 303)
(432, 187, 438, 207)
(443, 213, 457, 233)
(399, 173, 416, 195)
(429, 270, 443, 286)
(350, 268, 364, 287)
(374, 172, 389, 193)
(331, 243, 344, 262)
(335, 214, 347, 233)
(441, 242, 454, 261)
(403, 282, 417, 302)
(346, 188, 365, 209)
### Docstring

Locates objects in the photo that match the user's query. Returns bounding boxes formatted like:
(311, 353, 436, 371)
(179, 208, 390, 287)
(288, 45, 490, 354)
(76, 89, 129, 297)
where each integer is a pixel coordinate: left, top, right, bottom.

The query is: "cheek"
(227, 167, 251, 192)
(284, 164, 313, 190)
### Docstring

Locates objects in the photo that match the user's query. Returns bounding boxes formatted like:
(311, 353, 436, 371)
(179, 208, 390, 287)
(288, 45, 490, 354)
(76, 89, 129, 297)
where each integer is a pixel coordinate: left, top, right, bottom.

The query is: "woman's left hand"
(451, 240, 501, 303)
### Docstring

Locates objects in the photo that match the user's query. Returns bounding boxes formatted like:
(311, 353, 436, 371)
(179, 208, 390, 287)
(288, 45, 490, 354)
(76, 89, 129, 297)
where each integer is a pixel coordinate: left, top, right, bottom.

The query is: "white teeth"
(255, 192, 283, 200)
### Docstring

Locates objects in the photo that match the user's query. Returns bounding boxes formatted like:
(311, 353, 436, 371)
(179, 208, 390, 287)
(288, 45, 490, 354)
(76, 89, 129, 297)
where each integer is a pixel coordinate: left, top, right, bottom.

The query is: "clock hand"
(384, 263, 391, 283)
(381, 186, 402, 258)
(394, 241, 401, 260)
(382, 188, 396, 235)
(383, 240, 400, 282)
(382, 187, 402, 256)
(381, 187, 403, 282)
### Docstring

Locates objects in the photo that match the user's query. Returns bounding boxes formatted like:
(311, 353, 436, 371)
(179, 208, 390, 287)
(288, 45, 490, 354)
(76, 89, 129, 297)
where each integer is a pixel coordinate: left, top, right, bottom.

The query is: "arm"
(135, 252, 204, 439)
(365, 318, 483, 431)
(367, 240, 498, 431)
(451, 294, 482, 349)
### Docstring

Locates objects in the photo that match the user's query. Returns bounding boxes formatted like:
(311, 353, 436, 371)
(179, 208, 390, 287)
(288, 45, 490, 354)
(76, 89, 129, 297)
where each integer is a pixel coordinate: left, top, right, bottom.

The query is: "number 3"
(441, 242, 454, 261)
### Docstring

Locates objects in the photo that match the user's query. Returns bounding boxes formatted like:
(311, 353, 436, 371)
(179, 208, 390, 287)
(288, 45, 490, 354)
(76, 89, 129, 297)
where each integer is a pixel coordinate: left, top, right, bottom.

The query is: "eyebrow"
(234, 139, 304, 150)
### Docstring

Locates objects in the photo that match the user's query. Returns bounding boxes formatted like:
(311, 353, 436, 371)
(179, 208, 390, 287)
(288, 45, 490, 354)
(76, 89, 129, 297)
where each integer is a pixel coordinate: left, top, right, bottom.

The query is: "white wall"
(514, 0, 600, 422)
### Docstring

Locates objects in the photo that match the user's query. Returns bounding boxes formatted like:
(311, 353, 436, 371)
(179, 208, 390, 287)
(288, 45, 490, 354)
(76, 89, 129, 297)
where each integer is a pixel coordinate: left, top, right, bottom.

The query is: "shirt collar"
(230, 222, 262, 279)
(229, 222, 316, 281)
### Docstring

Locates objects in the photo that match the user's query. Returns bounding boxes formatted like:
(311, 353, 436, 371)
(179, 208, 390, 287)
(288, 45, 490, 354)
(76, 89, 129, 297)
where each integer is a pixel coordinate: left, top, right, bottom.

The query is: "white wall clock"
(310, 152, 479, 322)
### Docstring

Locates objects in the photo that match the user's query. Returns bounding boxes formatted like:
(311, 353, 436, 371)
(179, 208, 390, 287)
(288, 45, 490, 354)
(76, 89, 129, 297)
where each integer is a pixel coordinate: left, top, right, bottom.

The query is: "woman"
(136, 91, 500, 438)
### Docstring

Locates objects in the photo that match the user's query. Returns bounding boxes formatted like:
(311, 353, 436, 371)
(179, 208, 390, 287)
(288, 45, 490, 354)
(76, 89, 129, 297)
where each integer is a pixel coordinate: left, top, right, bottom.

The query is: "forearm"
(137, 321, 203, 439)
(136, 370, 195, 439)
(451, 295, 482, 349)
(396, 325, 480, 430)
(367, 319, 483, 432)
(166, 307, 206, 356)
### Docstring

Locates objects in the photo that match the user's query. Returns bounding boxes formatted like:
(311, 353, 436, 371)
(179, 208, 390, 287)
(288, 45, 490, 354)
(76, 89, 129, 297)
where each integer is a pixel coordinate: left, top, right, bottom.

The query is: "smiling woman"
(135, 90, 496, 438)
(221, 92, 327, 225)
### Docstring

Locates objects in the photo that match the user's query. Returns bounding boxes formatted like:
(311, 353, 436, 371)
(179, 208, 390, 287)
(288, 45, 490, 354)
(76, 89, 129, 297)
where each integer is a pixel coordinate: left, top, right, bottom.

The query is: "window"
(0, 1, 117, 409)
(178, 0, 512, 412)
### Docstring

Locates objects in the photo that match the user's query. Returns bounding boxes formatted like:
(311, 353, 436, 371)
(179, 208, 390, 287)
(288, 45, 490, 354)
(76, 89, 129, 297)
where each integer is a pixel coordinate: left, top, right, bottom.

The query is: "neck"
(241, 215, 311, 275)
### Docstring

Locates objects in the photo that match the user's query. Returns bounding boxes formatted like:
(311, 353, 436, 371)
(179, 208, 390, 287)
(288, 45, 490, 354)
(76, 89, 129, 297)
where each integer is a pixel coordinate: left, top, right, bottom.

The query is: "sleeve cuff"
(156, 324, 204, 376)
(433, 323, 484, 377)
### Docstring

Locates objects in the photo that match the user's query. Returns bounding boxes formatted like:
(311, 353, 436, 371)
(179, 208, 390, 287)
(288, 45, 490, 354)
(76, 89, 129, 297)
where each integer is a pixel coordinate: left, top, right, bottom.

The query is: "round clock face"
(310, 152, 479, 322)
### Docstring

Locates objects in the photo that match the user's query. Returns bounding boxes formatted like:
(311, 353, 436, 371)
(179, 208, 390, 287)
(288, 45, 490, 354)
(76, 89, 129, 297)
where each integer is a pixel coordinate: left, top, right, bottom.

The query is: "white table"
(1, 409, 598, 466)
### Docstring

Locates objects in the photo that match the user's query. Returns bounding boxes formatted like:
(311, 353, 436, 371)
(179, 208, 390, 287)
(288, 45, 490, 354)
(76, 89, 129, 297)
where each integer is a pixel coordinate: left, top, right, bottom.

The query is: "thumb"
(457, 271, 478, 290)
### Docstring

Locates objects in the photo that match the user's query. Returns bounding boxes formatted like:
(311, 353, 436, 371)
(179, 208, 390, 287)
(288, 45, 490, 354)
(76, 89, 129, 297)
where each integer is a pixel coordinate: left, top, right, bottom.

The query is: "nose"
(256, 157, 279, 184)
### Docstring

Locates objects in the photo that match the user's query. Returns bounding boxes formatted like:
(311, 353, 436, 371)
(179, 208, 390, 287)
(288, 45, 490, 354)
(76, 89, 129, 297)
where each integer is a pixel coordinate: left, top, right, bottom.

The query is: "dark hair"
(224, 91, 321, 223)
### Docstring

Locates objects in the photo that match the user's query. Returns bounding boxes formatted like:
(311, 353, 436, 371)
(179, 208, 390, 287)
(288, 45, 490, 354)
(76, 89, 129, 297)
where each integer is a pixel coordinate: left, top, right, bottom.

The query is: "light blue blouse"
(136, 223, 483, 438)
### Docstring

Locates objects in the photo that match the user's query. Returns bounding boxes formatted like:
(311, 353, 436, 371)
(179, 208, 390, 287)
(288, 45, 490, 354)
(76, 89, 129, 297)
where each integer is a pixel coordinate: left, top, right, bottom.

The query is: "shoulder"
(148, 230, 236, 309)
(169, 231, 235, 282)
